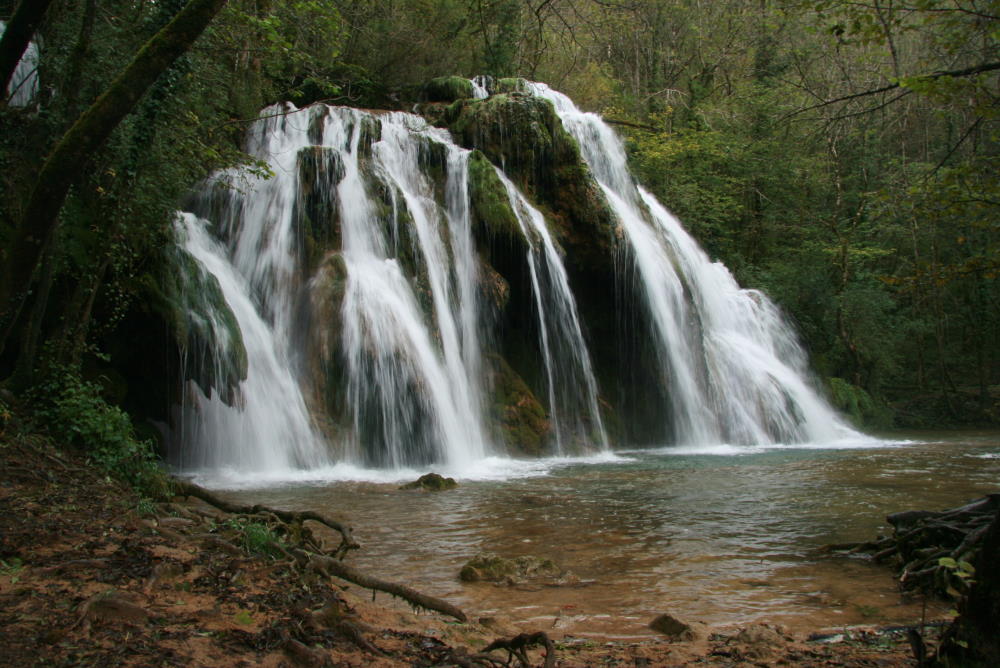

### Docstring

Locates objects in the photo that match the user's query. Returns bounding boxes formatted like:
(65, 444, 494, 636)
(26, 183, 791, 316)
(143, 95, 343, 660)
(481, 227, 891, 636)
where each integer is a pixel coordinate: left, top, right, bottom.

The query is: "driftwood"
(825, 494, 999, 599)
(172, 479, 359, 558)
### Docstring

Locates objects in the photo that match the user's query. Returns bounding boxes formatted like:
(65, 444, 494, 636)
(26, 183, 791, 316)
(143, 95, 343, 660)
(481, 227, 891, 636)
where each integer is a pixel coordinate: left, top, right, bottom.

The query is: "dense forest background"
(1, 0, 998, 441)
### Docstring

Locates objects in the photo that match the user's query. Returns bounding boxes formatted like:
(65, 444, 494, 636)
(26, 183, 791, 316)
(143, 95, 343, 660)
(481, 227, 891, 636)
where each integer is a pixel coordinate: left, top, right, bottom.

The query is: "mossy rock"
(467, 149, 523, 242)
(399, 472, 458, 491)
(304, 253, 350, 428)
(478, 261, 510, 314)
(443, 94, 618, 276)
(459, 552, 565, 584)
(487, 353, 549, 456)
(141, 241, 248, 405)
(423, 76, 475, 103)
(493, 77, 529, 94)
(649, 613, 695, 640)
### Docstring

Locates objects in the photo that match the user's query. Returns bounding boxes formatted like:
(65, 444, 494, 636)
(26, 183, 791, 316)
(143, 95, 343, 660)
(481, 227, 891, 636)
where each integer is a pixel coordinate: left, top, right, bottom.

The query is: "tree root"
(826, 494, 999, 599)
(300, 550, 467, 622)
(171, 476, 468, 626)
(480, 631, 556, 668)
(172, 479, 359, 558)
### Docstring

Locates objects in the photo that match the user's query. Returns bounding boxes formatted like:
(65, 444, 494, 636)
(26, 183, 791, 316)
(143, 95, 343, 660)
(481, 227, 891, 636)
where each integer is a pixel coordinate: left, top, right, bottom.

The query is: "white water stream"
(175, 101, 612, 476)
(528, 82, 857, 446)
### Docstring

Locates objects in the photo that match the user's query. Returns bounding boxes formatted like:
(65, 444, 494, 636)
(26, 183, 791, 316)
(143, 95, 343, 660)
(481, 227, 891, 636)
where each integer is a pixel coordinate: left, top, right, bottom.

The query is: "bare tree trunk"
(0, 0, 229, 362)
(0, 0, 54, 102)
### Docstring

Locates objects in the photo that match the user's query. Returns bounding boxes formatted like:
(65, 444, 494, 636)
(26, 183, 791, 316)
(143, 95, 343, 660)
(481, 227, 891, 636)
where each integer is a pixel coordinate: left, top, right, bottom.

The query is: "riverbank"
(0, 430, 948, 666)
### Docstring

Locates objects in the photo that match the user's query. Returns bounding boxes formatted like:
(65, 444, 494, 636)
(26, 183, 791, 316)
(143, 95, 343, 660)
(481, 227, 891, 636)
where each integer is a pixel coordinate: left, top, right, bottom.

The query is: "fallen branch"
(300, 550, 467, 623)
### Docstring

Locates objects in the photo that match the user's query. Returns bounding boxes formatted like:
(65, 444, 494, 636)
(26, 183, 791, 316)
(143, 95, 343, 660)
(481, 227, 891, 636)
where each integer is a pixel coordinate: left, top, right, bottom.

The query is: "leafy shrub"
(30, 366, 168, 497)
(827, 377, 893, 428)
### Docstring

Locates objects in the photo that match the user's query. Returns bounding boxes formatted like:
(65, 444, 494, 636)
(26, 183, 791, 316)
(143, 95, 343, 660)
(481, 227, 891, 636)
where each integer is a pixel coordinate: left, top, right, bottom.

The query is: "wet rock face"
(149, 246, 248, 405)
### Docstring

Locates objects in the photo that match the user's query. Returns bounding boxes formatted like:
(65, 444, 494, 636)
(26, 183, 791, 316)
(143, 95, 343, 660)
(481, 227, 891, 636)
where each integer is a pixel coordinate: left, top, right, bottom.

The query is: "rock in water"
(398, 473, 458, 491)
(649, 613, 695, 640)
(459, 552, 566, 585)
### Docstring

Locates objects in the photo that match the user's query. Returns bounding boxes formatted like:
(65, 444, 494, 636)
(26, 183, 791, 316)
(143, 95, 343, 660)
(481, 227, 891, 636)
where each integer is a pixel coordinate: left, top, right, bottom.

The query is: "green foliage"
(29, 365, 168, 497)
(222, 517, 285, 559)
(827, 377, 893, 428)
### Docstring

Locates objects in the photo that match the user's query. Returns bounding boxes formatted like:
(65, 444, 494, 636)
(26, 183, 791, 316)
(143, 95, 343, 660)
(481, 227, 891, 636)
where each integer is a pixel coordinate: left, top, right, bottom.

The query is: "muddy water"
(219, 433, 1000, 638)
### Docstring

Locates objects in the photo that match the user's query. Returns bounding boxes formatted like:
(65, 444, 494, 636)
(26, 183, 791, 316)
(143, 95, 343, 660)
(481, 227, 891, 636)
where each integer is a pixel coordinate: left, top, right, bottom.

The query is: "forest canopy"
(1, 0, 998, 435)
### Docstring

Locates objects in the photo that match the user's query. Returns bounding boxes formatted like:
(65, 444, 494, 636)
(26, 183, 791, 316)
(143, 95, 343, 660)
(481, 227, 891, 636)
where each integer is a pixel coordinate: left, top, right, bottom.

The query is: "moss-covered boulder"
(467, 149, 522, 241)
(423, 76, 475, 103)
(141, 243, 248, 405)
(493, 77, 529, 94)
(443, 94, 618, 276)
(399, 472, 458, 491)
(302, 252, 353, 441)
(459, 552, 568, 585)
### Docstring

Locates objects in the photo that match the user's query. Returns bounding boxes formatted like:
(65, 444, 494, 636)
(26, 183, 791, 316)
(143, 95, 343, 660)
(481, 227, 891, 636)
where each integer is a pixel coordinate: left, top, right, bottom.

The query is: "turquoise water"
(220, 433, 1000, 637)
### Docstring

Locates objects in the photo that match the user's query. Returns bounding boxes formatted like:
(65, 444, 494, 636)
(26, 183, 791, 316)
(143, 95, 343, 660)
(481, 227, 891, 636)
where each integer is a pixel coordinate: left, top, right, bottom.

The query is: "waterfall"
(174, 212, 330, 472)
(172, 82, 859, 478)
(528, 82, 855, 445)
(1, 20, 39, 107)
(495, 172, 609, 452)
(179, 104, 603, 474)
(330, 107, 492, 467)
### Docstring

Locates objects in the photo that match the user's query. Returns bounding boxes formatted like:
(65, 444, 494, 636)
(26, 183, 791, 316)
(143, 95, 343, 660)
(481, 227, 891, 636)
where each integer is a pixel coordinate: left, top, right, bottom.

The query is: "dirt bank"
(0, 432, 937, 666)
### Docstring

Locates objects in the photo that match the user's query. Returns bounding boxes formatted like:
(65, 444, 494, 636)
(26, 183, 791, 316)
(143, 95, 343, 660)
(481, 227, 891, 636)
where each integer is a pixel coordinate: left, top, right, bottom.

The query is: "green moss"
(443, 94, 618, 275)
(423, 76, 475, 103)
(142, 244, 248, 404)
(467, 150, 521, 240)
(494, 77, 528, 94)
(487, 353, 549, 456)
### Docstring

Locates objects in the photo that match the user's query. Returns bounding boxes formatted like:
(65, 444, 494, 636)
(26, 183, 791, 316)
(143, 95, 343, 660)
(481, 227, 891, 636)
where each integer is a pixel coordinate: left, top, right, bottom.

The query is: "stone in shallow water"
(459, 552, 566, 585)
(649, 613, 695, 640)
(398, 473, 458, 491)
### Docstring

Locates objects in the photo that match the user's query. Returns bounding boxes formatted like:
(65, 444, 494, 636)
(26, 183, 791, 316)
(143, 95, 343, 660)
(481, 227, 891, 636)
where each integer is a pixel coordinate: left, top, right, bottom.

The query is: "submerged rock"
(398, 473, 458, 491)
(459, 552, 568, 585)
(649, 613, 695, 640)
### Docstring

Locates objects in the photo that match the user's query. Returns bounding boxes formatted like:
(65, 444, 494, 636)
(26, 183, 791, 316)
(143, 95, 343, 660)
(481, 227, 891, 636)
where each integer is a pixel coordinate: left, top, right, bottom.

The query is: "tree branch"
(782, 61, 1000, 121)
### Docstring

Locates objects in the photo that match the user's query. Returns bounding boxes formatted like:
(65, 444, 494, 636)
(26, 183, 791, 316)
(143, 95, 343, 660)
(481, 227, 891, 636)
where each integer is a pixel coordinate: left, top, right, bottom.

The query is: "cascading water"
(332, 108, 491, 468)
(495, 172, 609, 452)
(528, 82, 856, 445)
(173, 80, 859, 478)
(175, 102, 614, 474)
